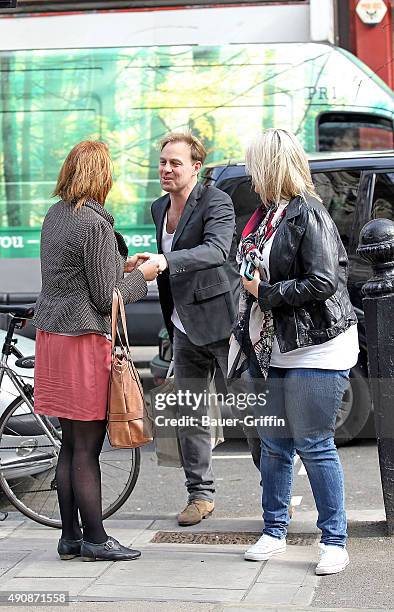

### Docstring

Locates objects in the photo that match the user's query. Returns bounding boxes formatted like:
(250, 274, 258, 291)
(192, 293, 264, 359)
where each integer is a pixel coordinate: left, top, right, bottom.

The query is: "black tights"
(56, 418, 107, 544)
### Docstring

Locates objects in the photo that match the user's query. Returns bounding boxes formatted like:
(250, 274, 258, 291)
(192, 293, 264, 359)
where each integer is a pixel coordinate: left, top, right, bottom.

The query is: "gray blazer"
(152, 183, 240, 346)
(32, 199, 147, 335)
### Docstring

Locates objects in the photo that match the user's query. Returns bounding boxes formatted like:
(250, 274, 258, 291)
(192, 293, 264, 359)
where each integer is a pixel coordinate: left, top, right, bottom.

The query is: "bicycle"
(0, 304, 140, 528)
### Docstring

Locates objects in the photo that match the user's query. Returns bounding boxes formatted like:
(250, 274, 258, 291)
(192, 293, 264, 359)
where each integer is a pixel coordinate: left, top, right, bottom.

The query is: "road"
(114, 437, 384, 520)
(0, 434, 383, 523)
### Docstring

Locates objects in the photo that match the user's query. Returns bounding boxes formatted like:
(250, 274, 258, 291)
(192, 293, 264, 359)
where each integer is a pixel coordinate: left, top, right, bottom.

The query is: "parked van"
(1, 37, 393, 344)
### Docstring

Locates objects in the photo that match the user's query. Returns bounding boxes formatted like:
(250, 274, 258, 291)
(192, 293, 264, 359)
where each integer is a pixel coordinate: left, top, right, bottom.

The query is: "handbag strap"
(111, 289, 119, 351)
(117, 290, 132, 353)
(111, 288, 132, 354)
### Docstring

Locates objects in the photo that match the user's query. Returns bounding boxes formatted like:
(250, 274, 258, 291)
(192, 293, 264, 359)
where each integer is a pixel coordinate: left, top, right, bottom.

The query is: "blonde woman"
(33, 142, 159, 561)
(230, 129, 358, 575)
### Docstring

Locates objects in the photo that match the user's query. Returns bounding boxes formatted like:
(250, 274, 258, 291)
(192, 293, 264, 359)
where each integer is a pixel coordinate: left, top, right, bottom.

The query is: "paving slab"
(243, 582, 320, 607)
(223, 608, 384, 612)
(5, 518, 151, 531)
(9, 606, 381, 612)
(0, 519, 25, 540)
(14, 557, 112, 579)
(0, 577, 94, 597)
(0, 605, 216, 612)
(4, 533, 61, 545)
(149, 516, 322, 536)
(3, 520, 152, 553)
(80, 584, 245, 603)
(255, 556, 315, 585)
(243, 583, 311, 606)
(134, 541, 254, 555)
(346, 509, 386, 522)
(132, 528, 159, 546)
(279, 509, 386, 537)
(102, 519, 155, 532)
(0, 551, 30, 577)
(218, 608, 388, 612)
(96, 549, 261, 590)
(10, 518, 152, 537)
(292, 585, 318, 607)
(149, 518, 264, 533)
(0, 606, 390, 612)
(0, 605, 218, 612)
(0, 533, 134, 551)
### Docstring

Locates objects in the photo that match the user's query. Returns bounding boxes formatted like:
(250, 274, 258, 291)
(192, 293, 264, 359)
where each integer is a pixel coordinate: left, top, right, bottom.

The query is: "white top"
(161, 214, 186, 335)
(259, 203, 359, 370)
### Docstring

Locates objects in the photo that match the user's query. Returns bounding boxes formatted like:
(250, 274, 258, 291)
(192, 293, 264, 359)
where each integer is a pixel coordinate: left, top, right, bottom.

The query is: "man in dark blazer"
(151, 131, 240, 526)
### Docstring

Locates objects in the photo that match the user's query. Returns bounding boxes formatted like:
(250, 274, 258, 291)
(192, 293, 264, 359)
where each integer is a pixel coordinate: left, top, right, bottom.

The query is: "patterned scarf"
(228, 204, 286, 381)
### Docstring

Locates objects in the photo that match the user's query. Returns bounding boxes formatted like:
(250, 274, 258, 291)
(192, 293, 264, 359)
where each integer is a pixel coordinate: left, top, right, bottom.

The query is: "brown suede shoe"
(177, 500, 215, 526)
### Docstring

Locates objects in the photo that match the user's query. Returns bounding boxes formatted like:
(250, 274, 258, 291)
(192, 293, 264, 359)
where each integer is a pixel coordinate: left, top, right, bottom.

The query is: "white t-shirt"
(259, 203, 359, 370)
(161, 214, 186, 335)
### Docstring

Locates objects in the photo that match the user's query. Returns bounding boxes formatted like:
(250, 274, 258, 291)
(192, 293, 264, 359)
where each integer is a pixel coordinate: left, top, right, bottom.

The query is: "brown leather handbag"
(107, 288, 153, 449)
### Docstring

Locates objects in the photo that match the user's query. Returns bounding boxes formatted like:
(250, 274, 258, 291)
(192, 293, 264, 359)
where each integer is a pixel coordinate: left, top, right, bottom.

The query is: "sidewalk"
(0, 508, 392, 611)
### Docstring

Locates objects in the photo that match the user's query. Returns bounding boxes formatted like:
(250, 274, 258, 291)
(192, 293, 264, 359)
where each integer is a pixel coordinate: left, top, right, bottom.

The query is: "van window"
(312, 171, 361, 250)
(318, 113, 393, 151)
(372, 173, 394, 220)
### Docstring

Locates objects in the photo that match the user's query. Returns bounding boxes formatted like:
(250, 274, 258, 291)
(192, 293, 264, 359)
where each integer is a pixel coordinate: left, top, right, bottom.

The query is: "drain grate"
(150, 531, 315, 546)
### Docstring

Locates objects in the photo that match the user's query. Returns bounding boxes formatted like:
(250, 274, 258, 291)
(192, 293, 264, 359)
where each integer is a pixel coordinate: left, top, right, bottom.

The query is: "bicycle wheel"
(0, 395, 140, 528)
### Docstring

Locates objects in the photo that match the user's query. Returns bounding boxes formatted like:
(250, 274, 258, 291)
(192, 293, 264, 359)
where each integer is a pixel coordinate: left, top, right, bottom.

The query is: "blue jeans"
(253, 366, 349, 547)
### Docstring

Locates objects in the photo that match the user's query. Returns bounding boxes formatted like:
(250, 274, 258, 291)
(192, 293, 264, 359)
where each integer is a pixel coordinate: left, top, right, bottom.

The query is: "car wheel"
(335, 365, 371, 446)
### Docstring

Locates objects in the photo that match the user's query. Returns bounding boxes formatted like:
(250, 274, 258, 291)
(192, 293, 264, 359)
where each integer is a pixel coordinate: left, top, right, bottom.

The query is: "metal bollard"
(357, 218, 394, 535)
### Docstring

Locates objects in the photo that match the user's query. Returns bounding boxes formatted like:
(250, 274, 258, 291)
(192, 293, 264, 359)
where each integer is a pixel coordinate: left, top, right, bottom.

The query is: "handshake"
(241, 248, 268, 281)
(124, 252, 168, 281)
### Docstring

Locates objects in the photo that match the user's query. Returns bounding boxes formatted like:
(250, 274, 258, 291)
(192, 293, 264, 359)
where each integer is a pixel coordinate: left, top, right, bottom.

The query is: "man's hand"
(242, 269, 261, 298)
(124, 252, 151, 273)
(153, 254, 168, 272)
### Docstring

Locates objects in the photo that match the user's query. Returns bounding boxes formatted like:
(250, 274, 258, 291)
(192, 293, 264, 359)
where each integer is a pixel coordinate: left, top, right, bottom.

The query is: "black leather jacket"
(257, 195, 357, 353)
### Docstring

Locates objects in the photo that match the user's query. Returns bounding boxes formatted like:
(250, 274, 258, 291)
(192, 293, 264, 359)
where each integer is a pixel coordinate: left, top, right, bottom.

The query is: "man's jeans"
(254, 367, 350, 547)
(173, 328, 230, 503)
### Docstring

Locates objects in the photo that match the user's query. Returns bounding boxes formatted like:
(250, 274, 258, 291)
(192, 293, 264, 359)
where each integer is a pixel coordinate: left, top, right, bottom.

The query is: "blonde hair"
(245, 129, 320, 208)
(53, 141, 113, 210)
(159, 130, 207, 164)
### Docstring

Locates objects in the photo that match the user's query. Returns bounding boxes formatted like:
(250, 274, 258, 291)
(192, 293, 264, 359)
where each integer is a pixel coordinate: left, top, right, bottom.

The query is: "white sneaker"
(244, 533, 286, 561)
(315, 543, 349, 575)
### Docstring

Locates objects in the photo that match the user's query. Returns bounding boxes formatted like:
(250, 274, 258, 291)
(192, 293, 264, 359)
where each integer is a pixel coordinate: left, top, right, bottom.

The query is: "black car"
(150, 150, 394, 444)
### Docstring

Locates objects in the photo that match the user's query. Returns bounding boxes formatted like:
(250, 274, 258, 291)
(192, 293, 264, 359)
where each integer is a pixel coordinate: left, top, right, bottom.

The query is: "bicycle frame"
(0, 317, 61, 451)
(1, 365, 61, 451)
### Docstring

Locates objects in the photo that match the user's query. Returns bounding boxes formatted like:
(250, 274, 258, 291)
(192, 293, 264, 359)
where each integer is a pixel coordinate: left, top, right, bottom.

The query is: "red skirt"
(34, 330, 111, 421)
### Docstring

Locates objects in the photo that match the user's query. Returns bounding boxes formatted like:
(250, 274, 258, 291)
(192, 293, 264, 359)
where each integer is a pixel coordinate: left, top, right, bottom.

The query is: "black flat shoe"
(81, 537, 141, 562)
(57, 537, 83, 560)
